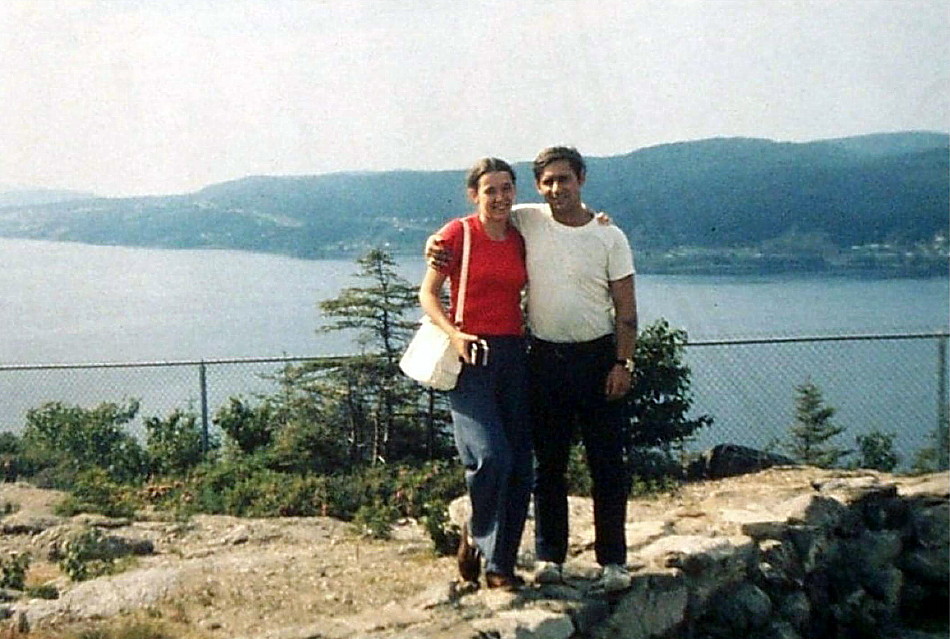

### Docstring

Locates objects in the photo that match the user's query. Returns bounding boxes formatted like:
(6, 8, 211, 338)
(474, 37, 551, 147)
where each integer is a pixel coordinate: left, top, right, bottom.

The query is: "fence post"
(199, 361, 210, 454)
(938, 336, 949, 469)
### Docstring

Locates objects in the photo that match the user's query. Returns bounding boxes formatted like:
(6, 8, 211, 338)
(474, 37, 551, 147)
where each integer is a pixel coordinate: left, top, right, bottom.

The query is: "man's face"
(536, 159, 585, 214)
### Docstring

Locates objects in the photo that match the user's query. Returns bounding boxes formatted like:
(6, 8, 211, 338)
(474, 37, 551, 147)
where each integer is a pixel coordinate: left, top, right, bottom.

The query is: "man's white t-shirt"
(511, 204, 635, 343)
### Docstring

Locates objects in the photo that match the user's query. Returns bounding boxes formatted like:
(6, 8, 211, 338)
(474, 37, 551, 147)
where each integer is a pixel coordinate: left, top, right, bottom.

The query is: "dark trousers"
(450, 336, 533, 576)
(529, 335, 629, 566)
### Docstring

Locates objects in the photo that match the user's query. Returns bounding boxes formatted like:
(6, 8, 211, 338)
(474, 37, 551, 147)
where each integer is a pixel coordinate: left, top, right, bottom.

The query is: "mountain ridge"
(1, 132, 946, 269)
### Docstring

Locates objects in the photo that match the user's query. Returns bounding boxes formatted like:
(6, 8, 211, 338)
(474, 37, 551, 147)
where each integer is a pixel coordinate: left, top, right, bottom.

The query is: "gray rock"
(687, 444, 796, 480)
(908, 501, 949, 549)
(900, 547, 950, 584)
(471, 608, 574, 639)
(594, 572, 688, 639)
(762, 619, 803, 639)
(778, 494, 849, 529)
(0, 514, 63, 535)
(710, 582, 772, 632)
(786, 525, 831, 573)
(561, 598, 610, 634)
(776, 590, 810, 631)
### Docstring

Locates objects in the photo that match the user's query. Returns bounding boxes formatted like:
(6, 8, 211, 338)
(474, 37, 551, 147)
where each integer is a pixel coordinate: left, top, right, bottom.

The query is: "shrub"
(0, 552, 30, 589)
(913, 420, 950, 473)
(59, 528, 117, 582)
(854, 430, 900, 472)
(0, 432, 22, 482)
(420, 499, 460, 556)
(21, 400, 147, 485)
(625, 320, 713, 473)
(352, 501, 400, 539)
(55, 468, 138, 519)
(145, 409, 215, 477)
(214, 397, 277, 456)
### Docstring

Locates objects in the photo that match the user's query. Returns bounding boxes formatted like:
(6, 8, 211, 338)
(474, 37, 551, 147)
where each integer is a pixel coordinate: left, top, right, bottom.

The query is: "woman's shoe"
(456, 522, 481, 583)
(485, 572, 525, 591)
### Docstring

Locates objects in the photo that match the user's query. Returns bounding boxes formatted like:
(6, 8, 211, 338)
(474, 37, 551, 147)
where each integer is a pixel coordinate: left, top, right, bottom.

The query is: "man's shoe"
(598, 563, 632, 592)
(533, 561, 563, 584)
(456, 522, 481, 583)
(485, 572, 525, 591)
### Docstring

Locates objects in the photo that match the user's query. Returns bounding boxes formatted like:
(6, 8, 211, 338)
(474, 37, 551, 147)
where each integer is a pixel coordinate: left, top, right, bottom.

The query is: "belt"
(528, 334, 613, 357)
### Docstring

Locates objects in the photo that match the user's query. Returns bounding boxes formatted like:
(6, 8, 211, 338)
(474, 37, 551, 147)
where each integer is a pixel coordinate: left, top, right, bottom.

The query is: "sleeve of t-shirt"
(607, 226, 636, 280)
(437, 218, 464, 277)
(509, 205, 526, 231)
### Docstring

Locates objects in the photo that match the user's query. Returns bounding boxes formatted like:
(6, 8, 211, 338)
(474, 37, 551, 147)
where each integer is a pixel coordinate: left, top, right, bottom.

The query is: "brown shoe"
(485, 572, 525, 591)
(457, 522, 481, 583)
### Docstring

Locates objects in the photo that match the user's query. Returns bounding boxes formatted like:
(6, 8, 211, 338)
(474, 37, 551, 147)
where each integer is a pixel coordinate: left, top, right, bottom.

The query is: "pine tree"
(314, 249, 452, 464)
(785, 379, 847, 468)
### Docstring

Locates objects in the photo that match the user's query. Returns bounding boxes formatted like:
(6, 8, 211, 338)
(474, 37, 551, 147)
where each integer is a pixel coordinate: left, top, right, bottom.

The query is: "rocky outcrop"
(0, 469, 946, 638)
(446, 468, 948, 639)
(685, 443, 797, 480)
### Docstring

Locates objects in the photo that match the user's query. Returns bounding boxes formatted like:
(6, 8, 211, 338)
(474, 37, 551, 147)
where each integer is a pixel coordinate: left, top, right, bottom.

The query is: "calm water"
(2, 238, 947, 463)
(2, 238, 946, 363)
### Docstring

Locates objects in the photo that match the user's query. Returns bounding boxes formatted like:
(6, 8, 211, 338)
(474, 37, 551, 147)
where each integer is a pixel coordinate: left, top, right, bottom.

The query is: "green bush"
(0, 432, 22, 482)
(59, 528, 117, 582)
(420, 499, 460, 556)
(21, 400, 147, 486)
(145, 409, 215, 477)
(0, 552, 30, 589)
(55, 468, 137, 519)
(913, 420, 950, 473)
(214, 397, 278, 456)
(625, 320, 713, 474)
(352, 500, 400, 539)
(854, 430, 900, 472)
(265, 413, 349, 476)
(25, 583, 59, 599)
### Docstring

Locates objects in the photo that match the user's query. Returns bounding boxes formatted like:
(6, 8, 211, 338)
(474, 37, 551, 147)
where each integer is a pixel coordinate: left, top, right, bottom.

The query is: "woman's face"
(469, 171, 515, 223)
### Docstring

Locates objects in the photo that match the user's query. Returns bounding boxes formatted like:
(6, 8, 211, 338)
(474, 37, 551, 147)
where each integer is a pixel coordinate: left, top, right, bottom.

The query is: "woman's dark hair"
(532, 146, 586, 181)
(466, 157, 516, 191)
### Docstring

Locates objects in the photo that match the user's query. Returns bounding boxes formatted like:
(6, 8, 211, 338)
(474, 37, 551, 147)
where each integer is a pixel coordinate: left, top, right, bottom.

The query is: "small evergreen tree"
(315, 249, 453, 464)
(785, 379, 847, 468)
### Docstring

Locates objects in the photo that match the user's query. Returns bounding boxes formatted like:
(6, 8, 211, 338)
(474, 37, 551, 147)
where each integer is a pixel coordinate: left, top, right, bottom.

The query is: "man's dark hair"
(532, 146, 586, 181)
(466, 157, 516, 191)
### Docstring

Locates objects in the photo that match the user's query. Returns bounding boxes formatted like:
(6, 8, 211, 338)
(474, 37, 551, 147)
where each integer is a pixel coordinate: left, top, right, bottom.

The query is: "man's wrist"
(615, 357, 635, 373)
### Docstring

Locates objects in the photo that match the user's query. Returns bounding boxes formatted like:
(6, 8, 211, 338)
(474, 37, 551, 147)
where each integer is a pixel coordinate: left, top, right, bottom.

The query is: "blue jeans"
(449, 336, 532, 576)
(529, 335, 630, 566)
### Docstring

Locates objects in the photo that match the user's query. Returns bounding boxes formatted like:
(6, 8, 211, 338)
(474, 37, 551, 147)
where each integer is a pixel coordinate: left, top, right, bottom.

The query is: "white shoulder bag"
(399, 219, 471, 390)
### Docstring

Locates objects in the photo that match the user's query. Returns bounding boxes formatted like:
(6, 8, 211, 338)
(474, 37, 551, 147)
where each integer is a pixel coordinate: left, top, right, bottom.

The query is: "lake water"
(2, 238, 948, 465)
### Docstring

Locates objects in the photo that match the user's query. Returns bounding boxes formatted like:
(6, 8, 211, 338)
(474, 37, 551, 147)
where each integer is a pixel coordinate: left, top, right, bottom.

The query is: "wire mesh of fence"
(683, 333, 948, 466)
(1, 333, 947, 470)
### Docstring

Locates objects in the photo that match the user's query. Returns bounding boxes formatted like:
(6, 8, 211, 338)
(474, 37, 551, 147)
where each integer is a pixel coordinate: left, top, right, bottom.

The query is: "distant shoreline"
(1, 234, 946, 279)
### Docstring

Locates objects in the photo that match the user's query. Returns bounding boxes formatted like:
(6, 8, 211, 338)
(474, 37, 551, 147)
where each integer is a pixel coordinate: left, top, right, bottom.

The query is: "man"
(430, 146, 637, 592)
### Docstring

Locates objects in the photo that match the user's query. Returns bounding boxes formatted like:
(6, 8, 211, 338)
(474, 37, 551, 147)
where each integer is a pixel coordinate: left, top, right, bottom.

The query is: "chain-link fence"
(683, 333, 949, 468)
(1, 333, 947, 469)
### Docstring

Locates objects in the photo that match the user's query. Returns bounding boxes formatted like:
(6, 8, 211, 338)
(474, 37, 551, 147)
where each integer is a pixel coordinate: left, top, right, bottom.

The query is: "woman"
(418, 157, 532, 590)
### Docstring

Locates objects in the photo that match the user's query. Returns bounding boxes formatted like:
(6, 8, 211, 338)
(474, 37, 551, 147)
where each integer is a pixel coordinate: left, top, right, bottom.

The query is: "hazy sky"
(2, 0, 947, 197)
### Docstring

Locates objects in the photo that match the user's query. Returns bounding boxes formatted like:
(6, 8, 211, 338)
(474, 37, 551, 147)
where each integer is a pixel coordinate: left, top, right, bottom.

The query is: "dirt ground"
(0, 481, 458, 638)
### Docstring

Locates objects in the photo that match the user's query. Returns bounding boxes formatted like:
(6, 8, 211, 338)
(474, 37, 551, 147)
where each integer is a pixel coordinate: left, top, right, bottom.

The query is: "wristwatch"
(615, 358, 635, 373)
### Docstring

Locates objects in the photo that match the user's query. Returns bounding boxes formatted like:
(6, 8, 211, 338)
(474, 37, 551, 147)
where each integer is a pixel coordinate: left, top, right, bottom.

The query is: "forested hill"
(1, 132, 946, 264)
